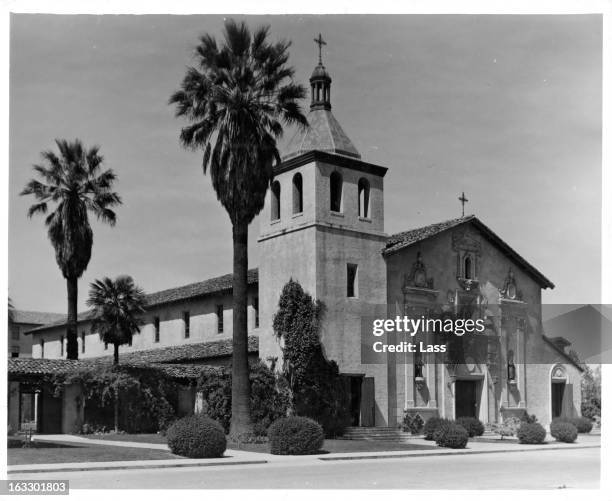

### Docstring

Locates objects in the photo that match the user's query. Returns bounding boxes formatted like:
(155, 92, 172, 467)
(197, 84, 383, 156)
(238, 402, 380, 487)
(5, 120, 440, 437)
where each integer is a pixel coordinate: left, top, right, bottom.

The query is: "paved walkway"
(8, 433, 599, 474)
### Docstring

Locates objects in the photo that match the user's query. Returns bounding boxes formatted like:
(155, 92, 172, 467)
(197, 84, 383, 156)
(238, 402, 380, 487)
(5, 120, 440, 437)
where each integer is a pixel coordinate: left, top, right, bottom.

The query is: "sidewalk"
(8, 433, 600, 475)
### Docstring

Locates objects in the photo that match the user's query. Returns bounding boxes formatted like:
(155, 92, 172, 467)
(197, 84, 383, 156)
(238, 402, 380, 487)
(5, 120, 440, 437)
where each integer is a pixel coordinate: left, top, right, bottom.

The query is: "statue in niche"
(404, 252, 434, 289)
(499, 268, 522, 301)
(507, 349, 516, 382)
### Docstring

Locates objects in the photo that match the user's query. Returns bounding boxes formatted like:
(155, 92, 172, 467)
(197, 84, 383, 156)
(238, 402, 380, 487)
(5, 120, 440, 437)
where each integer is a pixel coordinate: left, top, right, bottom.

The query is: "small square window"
(347, 263, 358, 298)
(253, 297, 259, 329)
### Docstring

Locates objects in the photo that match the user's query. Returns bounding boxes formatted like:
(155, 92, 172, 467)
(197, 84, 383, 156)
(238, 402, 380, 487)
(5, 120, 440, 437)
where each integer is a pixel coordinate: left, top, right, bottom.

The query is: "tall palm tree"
(87, 275, 146, 365)
(87, 275, 146, 432)
(169, 19, 307, 436)
(21, 139, 121, 360)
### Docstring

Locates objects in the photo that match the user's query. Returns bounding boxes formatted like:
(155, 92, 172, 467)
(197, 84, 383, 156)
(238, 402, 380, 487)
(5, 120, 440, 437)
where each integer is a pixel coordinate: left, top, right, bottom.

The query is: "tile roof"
(89, 336, 258, 364)
(384, 215, 554, 289)
(283, 109, 361, 160)
(11, 310, 65, 326)
(26, 269, 259, 334)
(7, 336, 259, 379)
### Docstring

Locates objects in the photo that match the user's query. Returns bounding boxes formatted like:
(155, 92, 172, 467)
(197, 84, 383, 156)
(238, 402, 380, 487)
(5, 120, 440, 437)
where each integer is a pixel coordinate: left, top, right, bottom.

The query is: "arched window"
(330, 171, 343, 212)
(464, 256, 472, 280)
(358, 178, 370, 218)
(292, 173, 303, 214)
(271, 180, 281, 221)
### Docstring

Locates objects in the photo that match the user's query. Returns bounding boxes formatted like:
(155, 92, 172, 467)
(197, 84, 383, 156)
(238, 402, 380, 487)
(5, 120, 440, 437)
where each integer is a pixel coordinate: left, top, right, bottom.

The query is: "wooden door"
(360, 377, 375, 427)
(455, 380, 477, 418)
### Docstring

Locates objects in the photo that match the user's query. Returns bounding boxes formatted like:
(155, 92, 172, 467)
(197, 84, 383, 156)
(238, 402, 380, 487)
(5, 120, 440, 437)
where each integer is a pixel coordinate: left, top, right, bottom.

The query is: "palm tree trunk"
(229, 221, 253, 438)
(114, 343, 119, 433)
(66, 277, 79, 359)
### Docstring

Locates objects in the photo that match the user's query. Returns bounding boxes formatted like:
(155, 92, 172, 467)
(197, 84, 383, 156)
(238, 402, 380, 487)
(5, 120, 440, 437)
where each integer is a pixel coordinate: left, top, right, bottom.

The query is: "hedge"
(424, 417, 452, 441)
(455, 417, 484, 438)
(434, 423, 469, 449)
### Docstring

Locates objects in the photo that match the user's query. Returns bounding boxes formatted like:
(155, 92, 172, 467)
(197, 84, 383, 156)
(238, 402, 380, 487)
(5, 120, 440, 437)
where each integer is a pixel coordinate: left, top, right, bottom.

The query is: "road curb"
(318, 444, 601, 462)
(8, 459, 268, 474)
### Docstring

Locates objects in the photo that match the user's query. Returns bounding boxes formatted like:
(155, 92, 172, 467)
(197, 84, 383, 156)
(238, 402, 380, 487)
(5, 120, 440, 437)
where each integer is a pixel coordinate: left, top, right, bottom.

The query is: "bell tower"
(257, 37, 391, 426)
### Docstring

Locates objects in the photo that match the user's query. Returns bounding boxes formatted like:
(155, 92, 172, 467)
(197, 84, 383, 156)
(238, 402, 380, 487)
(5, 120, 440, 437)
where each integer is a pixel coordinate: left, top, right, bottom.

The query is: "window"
(184, 311, 190, 339)
(11, 347, 19, 358)
(330, 171, 343, 212)
(253, 296, 259, 329)
(81, 332, 85, 354)
(60, 336, 64, 357)
(464, 256, 473, 280)
(40, 339, 45, 358)
(11, 326, 20, 340)
(358, 178, 370, 218)
(271, 181, 281, 221)
(217, 305, 224, 334)
(347, 263, 358, 298)
(154, 317, 160, 342)
(414, 350, 424, 379)
(292, 173, 303, 214)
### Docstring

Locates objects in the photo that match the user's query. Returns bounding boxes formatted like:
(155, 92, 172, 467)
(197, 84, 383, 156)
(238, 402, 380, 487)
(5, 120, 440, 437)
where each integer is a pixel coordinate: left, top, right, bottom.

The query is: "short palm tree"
(87, 275, 146, 365)
(169, 19, 307, 436)
(87, 275, 146, 433)
(21, 139, 121, 359)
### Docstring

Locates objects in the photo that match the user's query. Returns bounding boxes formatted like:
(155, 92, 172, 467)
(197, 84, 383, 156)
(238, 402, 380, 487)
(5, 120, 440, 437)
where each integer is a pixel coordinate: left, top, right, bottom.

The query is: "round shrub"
(434, 423, 469, 449)
(570, 417, 593, 434)
(268, 416, 324, 455)
(455, 417, 485, 438)
(517, 422, 546, 444)
(166, 415, 226, 458)
(550, 421, 577, 443)
(424, 417, 450, 441)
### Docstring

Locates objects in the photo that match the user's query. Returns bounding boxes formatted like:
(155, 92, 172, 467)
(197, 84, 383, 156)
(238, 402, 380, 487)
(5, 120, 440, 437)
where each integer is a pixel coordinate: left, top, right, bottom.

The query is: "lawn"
(7, 439, 180, 465)
(82, 433, 168, 445)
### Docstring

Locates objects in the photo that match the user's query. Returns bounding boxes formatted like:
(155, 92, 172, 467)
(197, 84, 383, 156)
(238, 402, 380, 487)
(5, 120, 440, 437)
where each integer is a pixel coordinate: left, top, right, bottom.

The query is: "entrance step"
(341, 426, 421, 441)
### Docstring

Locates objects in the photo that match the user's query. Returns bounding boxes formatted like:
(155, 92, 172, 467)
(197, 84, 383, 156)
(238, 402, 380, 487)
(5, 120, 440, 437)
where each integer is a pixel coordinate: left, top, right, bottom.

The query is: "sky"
(8, 14, 603, 313)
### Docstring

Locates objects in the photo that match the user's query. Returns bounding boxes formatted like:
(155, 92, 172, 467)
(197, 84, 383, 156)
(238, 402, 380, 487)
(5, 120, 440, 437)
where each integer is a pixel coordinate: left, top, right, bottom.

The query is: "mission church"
(11, 39, 583, 433)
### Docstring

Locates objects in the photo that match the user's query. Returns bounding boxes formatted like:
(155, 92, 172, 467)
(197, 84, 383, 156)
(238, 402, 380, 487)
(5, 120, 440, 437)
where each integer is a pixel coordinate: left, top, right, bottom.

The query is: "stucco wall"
(29, 287, 259, 359)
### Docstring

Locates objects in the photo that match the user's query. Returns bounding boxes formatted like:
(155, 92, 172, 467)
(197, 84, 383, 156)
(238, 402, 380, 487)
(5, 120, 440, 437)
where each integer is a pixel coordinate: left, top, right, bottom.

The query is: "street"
(8, 447, 600, 489)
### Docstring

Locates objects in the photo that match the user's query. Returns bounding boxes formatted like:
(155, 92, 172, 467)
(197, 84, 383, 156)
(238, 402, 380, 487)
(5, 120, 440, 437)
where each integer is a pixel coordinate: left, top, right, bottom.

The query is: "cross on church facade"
(314, 33, 326, 64)
(459, 192, 469, 217)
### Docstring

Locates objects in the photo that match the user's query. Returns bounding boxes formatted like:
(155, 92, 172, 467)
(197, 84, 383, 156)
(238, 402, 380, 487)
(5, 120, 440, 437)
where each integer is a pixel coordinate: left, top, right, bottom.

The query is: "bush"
(423, 417, 451, 441)
(517, 422, 546, 444)
(550, 421, 577, 443)
(455, 417, 485, 438)
(402, 413, 424, 434)
(166, 415, 226, 458)
(552, 416, 593, 434)
(491, 417, 521, 439)
(434, 423, 469, 449)
(268, 416, 324, 455)
(519, 411, 538, 424)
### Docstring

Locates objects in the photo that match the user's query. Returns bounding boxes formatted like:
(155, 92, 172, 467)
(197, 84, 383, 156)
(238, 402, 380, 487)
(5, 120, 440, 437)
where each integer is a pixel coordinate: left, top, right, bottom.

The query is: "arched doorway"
(550, 364, 567, 419)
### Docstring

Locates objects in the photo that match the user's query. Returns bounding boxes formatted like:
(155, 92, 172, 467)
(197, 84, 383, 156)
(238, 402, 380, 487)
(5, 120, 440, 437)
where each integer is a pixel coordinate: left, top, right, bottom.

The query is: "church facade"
(21, 55, 582, 430)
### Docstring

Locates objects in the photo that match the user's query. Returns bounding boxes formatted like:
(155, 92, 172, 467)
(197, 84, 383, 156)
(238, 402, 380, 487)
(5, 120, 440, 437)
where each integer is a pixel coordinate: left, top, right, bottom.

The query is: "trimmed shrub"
(403, 413, 424, 434)
(166, 415, 226, 458)
(424, 417, 451, 441)
(517, 422, 546, 444)
(552, 416, 593, 434)
(455, 417, 485, 438)
(550, 421, 577, 443)
(434, 423, 469, 449)
(268, 416, 324, 455)
(519, 411, 538, 424)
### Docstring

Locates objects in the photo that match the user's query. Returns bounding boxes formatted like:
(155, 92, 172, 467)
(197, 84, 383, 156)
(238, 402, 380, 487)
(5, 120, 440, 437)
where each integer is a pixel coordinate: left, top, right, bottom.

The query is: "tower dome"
(283, 34, 361, 160)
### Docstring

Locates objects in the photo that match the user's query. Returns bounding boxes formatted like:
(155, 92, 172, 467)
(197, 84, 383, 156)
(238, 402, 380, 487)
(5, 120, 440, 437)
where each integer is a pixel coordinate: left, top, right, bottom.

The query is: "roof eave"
(275, 150, 388, 178)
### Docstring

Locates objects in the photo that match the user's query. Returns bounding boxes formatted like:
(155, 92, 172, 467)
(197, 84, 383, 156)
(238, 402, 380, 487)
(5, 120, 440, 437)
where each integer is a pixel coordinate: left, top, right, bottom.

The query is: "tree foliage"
(273, 279, 351, 437)
(581, 364, 601, 420)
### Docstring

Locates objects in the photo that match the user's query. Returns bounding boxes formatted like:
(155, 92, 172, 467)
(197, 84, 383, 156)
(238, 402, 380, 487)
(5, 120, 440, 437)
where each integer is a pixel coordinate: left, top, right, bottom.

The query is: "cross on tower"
(314, 33, 327, 64)
(458, 192, 469, 217)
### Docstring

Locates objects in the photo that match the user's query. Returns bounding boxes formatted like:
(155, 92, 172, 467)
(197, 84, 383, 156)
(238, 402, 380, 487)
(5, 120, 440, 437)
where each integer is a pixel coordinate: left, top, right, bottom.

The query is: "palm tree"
(87, 275, 146, 432)
(21, 139, 121, 360)
(169, 20, 307, 436)
(87, 275, 146, 365)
